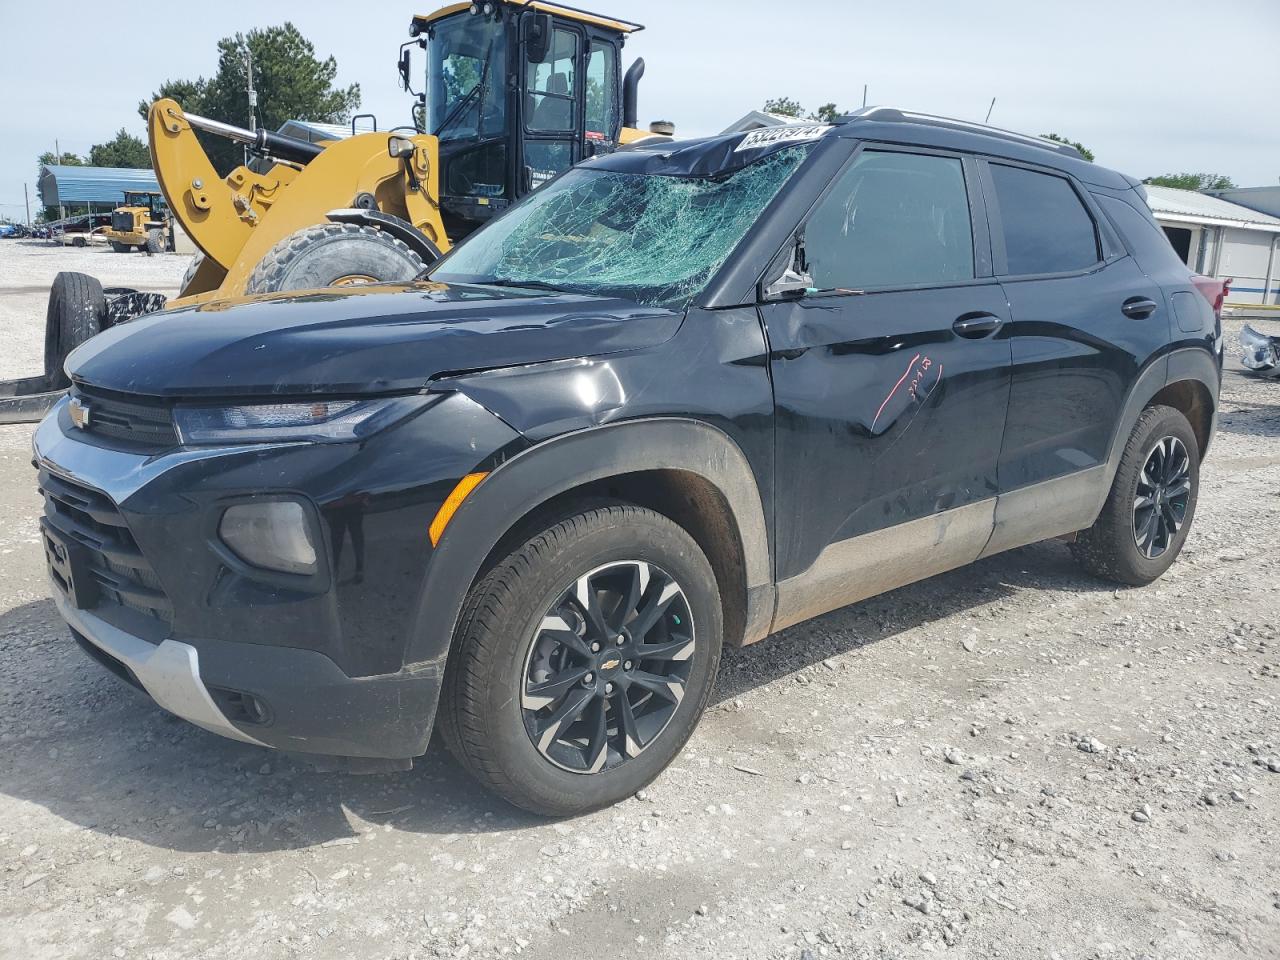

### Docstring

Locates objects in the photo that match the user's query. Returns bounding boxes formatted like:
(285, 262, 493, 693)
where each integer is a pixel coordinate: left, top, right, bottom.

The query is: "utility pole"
(244, 45, 257, 166)
(24, 183, 31, 226)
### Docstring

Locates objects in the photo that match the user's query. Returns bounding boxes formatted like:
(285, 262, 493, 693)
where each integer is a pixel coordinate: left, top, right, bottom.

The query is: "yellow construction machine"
(2, 0, 668, 421)
(102, 190, 172, 253)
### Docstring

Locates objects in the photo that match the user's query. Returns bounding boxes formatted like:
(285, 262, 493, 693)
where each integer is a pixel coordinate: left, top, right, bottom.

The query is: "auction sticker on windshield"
(734, 124, 831, 152)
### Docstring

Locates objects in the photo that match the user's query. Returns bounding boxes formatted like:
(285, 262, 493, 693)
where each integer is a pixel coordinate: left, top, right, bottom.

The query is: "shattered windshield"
(430, 146, 811, 306)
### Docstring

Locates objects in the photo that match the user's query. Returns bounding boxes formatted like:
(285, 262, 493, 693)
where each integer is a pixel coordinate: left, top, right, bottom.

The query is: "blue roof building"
(38, 164, 161, 210)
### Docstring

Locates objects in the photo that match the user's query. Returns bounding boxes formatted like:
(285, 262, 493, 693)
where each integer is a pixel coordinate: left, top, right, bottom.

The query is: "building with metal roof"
(37, 164, 161, 212)
(1211, 185, 1280, 221)
(1144, 185, 1280, 310)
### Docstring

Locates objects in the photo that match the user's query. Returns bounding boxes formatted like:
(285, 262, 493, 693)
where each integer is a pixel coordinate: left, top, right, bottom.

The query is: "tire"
(144, 229, 163, 255)
(44, 272, 105, 388)
(245, 223, 427, 295)
(1070, 405, 1200, 585)
(109, 241, 129, 253)
(440, 504, 723, 817)
(179, 252, 204, 296)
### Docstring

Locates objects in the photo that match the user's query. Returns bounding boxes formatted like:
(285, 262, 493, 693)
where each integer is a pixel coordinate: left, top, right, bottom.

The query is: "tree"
(89, 129, 151, 168)
(762, 96, 804, 119)
(140, 23, 360, 175)
(1041, 133, 1094, 162)
(1142, 172, 1236, 192)
(38, 150, 85, 172)
(762, 98, 848, 123)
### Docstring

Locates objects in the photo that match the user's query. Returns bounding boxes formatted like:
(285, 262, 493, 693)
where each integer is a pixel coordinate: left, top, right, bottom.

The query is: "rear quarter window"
(991, 164, 1099, 276)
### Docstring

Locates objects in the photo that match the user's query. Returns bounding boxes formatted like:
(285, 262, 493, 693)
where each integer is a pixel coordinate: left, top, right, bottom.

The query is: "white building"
(1137, 186, 1280, 310)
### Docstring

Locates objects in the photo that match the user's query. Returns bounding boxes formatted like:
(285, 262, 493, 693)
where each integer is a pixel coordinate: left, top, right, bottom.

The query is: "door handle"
(952, 313, 1002, 338)
(1122, 296, 1158, 319)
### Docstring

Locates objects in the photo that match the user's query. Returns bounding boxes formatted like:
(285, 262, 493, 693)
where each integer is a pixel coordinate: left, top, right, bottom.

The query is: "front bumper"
(56, 591, 266, 746)
(33, 390, 519, 759)
(57, 587, 443, 757)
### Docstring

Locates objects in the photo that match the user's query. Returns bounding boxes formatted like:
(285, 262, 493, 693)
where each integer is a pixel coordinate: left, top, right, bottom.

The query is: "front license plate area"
(41, 519, 99, 610)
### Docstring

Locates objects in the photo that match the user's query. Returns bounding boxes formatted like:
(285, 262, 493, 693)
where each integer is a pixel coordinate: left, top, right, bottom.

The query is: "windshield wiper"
(433, 42, 493, 139)
(480, 278, 569, 293)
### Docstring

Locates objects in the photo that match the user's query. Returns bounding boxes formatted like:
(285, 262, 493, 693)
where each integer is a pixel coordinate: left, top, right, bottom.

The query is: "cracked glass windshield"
(430, 146, 811, 306)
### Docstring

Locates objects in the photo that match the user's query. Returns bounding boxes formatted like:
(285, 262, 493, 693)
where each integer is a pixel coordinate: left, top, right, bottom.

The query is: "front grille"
(110, 211, 133, 233)
(38, 468, 173, 630)
(72, 387, 178, 448)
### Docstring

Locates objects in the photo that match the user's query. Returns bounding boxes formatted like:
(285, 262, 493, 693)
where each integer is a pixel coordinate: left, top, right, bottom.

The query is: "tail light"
(1190, 275, 1231, 320)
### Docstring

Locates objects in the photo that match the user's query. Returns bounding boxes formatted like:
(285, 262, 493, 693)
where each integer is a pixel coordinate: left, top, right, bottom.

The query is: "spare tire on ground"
(44, 272, 105, 388)
(245, 223, 427, 295)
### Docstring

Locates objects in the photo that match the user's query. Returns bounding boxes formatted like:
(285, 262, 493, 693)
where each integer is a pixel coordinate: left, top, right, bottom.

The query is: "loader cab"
(410, 1, 641, 239)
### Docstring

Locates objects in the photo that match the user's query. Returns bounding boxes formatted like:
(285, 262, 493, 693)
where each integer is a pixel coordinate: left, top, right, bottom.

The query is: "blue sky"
(1, 0, 1277, 220)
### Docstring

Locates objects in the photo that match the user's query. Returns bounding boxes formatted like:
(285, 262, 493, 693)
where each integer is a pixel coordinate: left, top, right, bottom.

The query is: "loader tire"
(109, 241, 129, 253)
(245, 223, 427, 295)
(144, 229, 163, 256)
(179, 253, 204, 296)
(44, 272, 105, 388)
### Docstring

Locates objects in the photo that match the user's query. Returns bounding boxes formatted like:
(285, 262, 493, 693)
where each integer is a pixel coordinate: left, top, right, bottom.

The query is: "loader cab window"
(525, 28, 578, 132)
(427, 13, 508, 141)
(585, 41, 617, 139)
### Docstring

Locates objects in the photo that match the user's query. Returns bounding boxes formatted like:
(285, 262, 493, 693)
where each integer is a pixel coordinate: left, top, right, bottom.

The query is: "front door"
(761, 146, 1013, 629)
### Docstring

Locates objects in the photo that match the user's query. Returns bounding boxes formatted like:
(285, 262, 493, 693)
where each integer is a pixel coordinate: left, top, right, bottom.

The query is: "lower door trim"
(771, 498, 995, 634)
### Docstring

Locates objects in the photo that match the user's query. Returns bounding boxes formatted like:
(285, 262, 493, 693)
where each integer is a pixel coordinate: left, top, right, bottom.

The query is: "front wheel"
(245, 223, 427, 295)
(1071, 405, 1200, 585)
(440, 504, 723, 816)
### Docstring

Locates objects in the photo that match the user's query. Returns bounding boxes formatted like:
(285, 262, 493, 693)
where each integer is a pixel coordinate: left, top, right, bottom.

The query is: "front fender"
(404, 417, 773, 668)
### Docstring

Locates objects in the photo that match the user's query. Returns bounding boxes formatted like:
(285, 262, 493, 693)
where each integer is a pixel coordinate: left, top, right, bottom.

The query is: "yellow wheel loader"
(1, 0, 669, 422)
(102, 190, 172, 253)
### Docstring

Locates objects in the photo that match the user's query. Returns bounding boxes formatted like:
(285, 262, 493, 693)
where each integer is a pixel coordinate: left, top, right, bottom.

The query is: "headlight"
(219, 501, 318, 575)
(174, 395, 432, 444)
(1240, 325, 1278, 371)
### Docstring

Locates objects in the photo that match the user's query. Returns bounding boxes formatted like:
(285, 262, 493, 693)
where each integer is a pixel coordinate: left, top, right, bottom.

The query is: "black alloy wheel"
(1132, 436, 1191, 560)
(522, 561, 695, 774)
(439, 503, 722, 816)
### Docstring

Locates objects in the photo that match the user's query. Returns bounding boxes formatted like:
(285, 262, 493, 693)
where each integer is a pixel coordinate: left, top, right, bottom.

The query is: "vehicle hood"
(67, 281, 683, 399)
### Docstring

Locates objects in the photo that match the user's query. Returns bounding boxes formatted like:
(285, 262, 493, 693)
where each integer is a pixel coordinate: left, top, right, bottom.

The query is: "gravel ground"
(0, 240, 188, 381)
(1, 240, 1278, 960)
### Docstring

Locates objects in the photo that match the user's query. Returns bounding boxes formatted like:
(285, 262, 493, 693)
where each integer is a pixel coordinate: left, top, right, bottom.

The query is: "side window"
(990, 164, 1099, 275)
(805, 150, 974, 290)
(585, 41, 617, 138)
(526, 29, 578, 132)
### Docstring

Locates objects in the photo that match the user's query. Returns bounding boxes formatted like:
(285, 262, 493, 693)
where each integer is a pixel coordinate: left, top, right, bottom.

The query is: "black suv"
(35, 109, 1220, 815)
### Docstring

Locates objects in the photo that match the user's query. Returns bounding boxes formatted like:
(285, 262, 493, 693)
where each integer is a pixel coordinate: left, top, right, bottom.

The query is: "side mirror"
(398, 48, 412, 91)
(764, 237, 814, 300)
(522, 12, 552, 63)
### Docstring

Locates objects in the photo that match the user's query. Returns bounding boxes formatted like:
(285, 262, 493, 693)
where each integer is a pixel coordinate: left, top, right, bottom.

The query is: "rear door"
(982, 160, 1167, 495)
(760, 144, 1013, 627)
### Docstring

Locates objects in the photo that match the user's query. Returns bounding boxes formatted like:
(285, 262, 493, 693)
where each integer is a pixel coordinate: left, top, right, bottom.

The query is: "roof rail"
(836, 106, 1084, 159)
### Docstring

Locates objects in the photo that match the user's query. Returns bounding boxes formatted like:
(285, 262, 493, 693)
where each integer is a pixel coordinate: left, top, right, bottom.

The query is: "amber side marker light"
(429, 472, 489, 547)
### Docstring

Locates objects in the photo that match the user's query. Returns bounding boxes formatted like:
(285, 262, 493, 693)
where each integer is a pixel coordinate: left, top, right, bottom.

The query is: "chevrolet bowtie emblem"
(67, 396, 91, 430)
(600, 657, 621, 671)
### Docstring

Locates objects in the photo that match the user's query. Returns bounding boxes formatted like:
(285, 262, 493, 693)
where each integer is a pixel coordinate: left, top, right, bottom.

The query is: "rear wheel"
(44, 272, 105, 388)
(109, 241, 129, 253)
(144, 229, 163, 255)
(440, 504, 723, 816)
(245, 223, 427, 295)
(1071, 405, 1200, 585)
